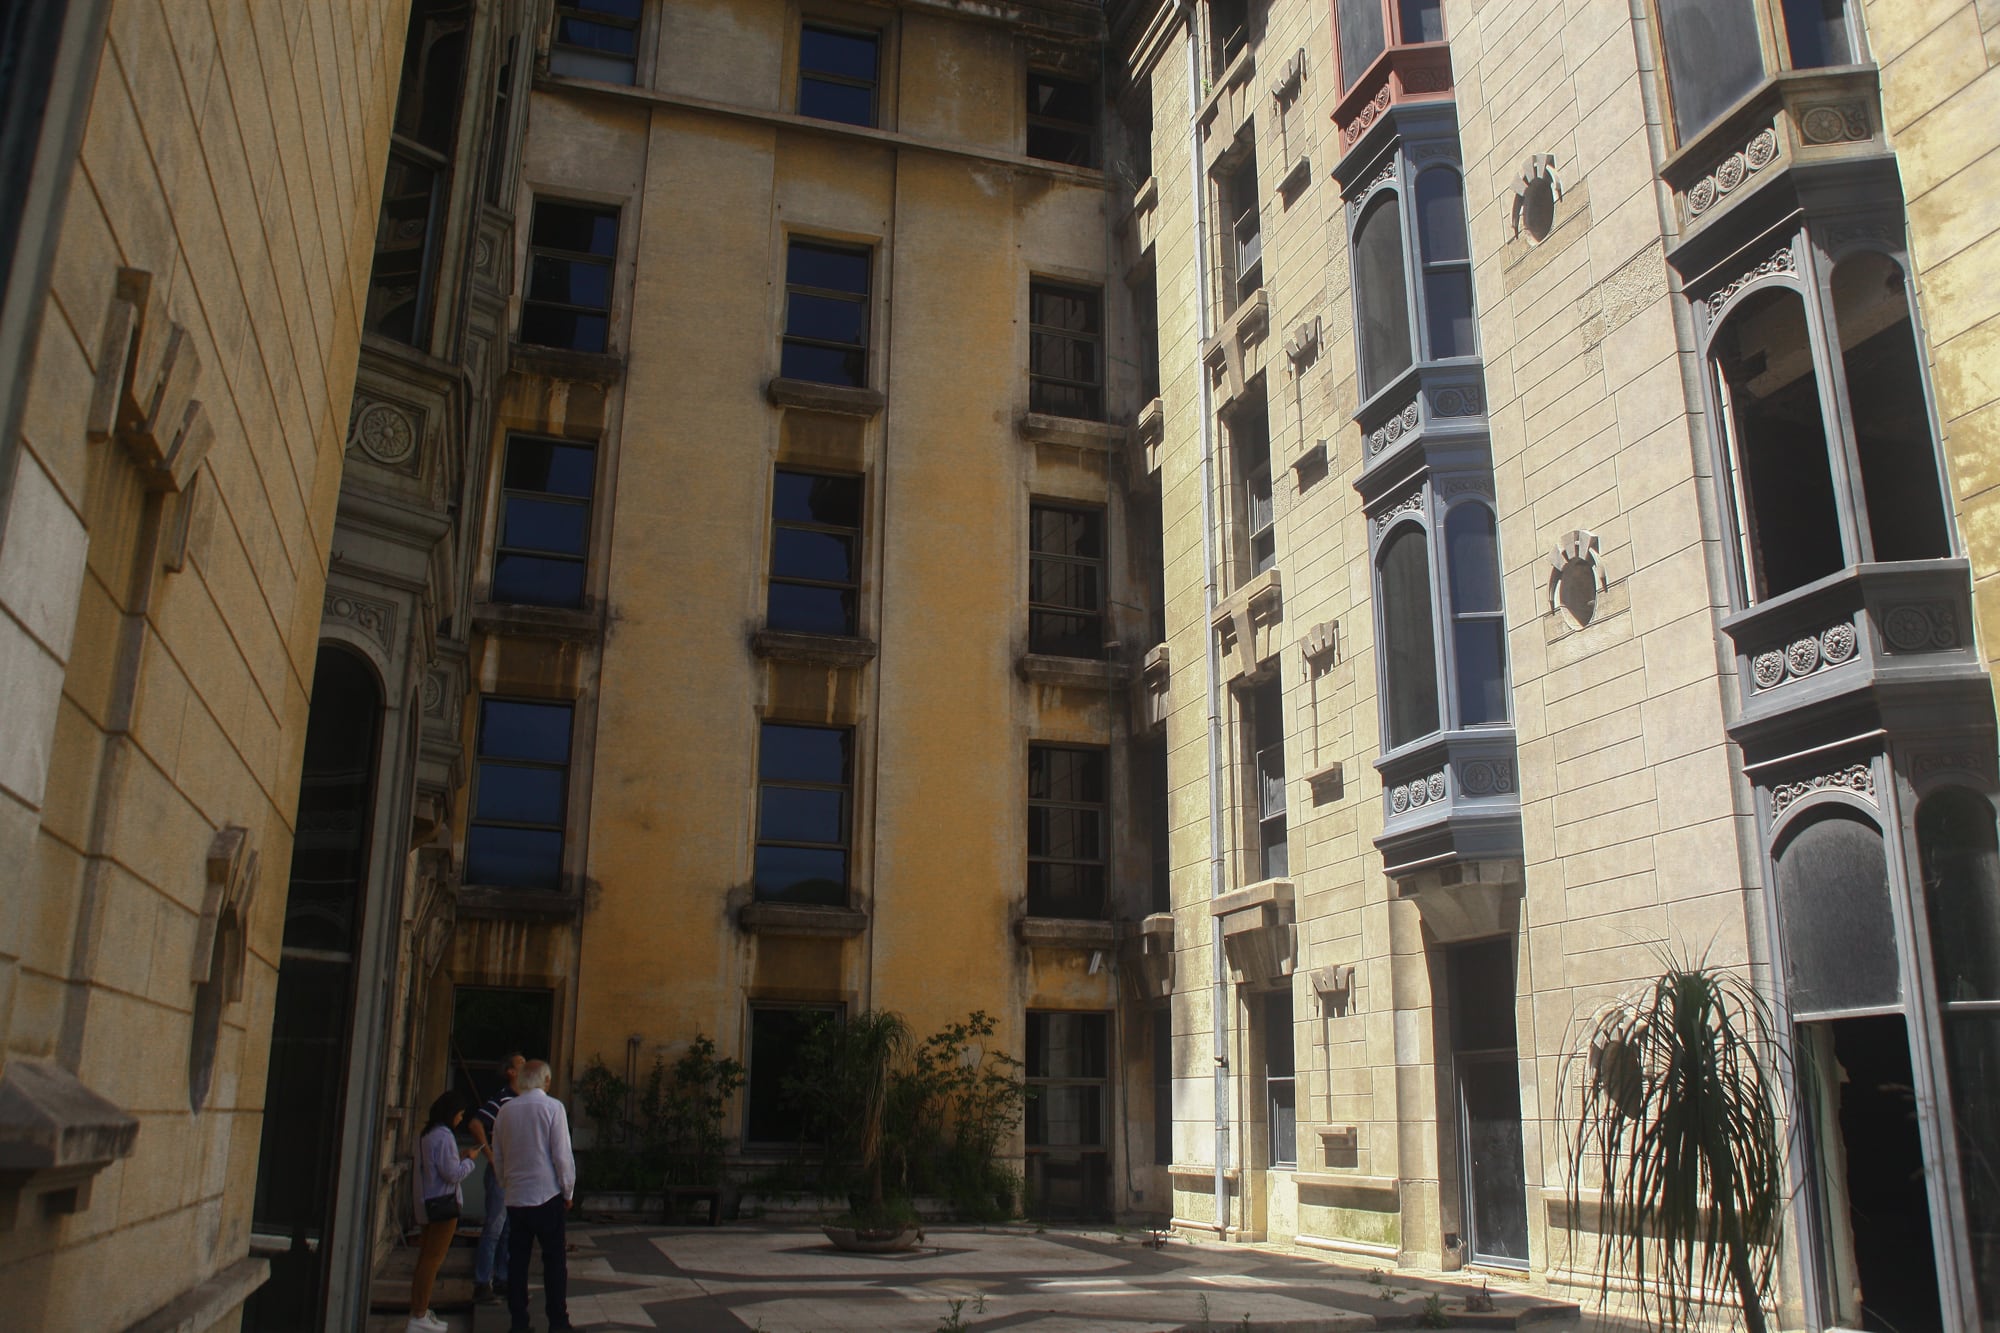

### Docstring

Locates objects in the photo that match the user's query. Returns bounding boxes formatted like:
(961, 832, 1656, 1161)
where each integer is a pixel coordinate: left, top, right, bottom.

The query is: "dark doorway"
(245, 647, 383, 1331)
(1450, 938, 1528, 1267)
(1814, 1014, 1945, 1333)
(1026, 1011, 1111, 1220)
(450, 986, 554, 1106)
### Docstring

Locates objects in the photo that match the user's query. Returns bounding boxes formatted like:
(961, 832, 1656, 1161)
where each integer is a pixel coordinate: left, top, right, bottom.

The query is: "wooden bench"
(661, 1184, 722, 1226)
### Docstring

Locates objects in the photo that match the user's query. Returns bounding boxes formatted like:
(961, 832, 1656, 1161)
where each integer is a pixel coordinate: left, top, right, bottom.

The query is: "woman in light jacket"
(409, 1090, 482, 1332)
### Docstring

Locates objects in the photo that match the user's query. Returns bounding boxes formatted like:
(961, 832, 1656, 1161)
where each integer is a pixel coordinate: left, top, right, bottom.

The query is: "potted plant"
(1565, 957, 1788, 1333)
(789, 1010, 924, 1251)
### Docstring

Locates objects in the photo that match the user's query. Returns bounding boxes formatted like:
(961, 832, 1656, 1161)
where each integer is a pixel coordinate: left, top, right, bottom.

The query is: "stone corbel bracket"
(192, 825, 259, 1004)
(1202, 288, 1270, 404)
(1283, 315, 1321, 369)
(88, 268, 212, 495)
(1212, 878, 1296, 987)
(1121, 912, 1177, 1001)
(1310, 963, 1355, 1015)
(0, 1062, 139, 1228)
(1211, 566, 1283, 682)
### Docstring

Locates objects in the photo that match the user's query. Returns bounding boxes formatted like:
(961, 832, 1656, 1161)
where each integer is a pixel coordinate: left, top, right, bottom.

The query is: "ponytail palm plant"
(1566, 960, 1788, 1332)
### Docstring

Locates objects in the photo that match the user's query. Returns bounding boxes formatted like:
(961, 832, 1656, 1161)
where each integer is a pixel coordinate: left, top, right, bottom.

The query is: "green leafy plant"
(1418, 1293, 1451, 1328)
(789, 1009, 912, 1223)
(1566, 959, 1787, 1333)
(936, 1298, 970, 1332)
(573, 1035, 745, 1197)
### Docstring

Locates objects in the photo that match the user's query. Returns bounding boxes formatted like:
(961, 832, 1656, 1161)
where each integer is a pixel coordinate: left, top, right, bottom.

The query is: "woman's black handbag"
(424, 1194, 460, 1223)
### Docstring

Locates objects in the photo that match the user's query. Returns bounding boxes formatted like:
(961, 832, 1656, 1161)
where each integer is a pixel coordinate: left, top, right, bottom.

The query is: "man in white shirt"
(490, 1060, 579, 1332)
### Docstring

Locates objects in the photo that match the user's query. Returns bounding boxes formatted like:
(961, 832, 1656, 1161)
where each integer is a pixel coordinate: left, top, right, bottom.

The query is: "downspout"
(1173, 0, 1232, 1238)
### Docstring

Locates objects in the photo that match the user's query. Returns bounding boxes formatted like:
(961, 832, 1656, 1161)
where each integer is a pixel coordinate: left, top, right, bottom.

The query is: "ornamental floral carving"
(1797, 101, 1869, 146)
(1705, 244, 1796, 320)
(1686, 126, 1779, 219)
(1882, 601, 1960, 653)
(1347, 159, 1398, 217)
(1771, 763, 1875, 813)
(350, 399, 419, 467)
(1343, 84, 1394, 147)
(1456, 758, 1514, 796)
(325, 588, 397, 653)
(1389, 769, 1449, 814)
(1372, 484, 1426, 533)
(1430, 385, 1483, 417)
(1368, 400, 1421, 455)
(1750, 618, 1858, 690)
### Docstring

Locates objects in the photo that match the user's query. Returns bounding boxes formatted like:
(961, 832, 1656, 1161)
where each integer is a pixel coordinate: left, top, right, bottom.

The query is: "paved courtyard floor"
(533, 1222, 1585, 1332)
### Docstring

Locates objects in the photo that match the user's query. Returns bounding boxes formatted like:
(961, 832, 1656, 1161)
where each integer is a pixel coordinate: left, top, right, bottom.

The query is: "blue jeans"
(505, 1193, 568, 1332)
(474, 1162, 508, 1284)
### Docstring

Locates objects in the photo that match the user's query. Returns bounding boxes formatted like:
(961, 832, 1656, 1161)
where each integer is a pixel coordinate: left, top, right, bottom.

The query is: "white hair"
(517, 1059, 552, 1091)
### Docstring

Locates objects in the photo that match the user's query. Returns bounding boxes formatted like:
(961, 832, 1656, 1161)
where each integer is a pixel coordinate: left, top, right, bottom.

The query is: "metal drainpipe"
(1174, 0, 1232, 1239)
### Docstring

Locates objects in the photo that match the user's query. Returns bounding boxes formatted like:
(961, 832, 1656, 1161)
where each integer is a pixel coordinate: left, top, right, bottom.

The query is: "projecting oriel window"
(549, 0, 641, 84)
(755, 722, 853, 905)
(1416, 168, 1475, 359)
(1029, 281, 1104, 420)
(768, 470, 863, 636)
(1029, 503, 1105, 659)
(1379, 524, 1440, 749)
(782, 240, 871, 387)
(798, 23, 879, 127)
(1027, 72, 1098, 167)
(1353, 193, 1413, 400)
(466, 698, 574, 890)
(522, 200, 619, 353)
(1653, 0, 1857, 145)
(492, 434, 595, 608)
(1028, 745, 1108, 919)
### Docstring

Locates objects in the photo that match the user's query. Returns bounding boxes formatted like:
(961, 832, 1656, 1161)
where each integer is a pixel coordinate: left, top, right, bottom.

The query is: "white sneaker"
(406, 1312, 447, 1333)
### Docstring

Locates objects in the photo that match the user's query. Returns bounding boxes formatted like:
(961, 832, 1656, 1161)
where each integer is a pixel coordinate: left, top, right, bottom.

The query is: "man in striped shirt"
(467, 1051, 525, 1303)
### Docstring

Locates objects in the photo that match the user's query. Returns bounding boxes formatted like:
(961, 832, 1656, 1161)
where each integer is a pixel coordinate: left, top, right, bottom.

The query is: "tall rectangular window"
(755, 723, 852, 905)
(549, 0, 642, 84)
(466, 698, 574, 890)
(783, 239, 871, 387)
(450, 986, 555, 1105)
(366, 0, 469, 346)
(1224, 151, 1263, 310)
(1230, 393, 1274, 579)
(1029, 281, 1104, 420)
(492, 433, 595, 607)
(1028, 745, 1108, 919)
(1026, 1011, 1111, 1218)
(1026, 72, 1098, 167)
(1250, 677, 1287, 880)
(1264, 990, 1297, 1167)
(746, 1004, 839, 1143)
(798, 23, 879, 127)
(522, 199, 618, 353)
(1029, 503, 1105, 659)
(1210, 0, 1249, 75)
(768, 470, 863, 636)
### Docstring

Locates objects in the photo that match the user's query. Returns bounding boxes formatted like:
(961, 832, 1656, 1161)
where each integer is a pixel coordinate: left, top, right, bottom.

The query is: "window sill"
(765, 377, 886, 417)
(738, 901, 869, 938)
(1305, 759, 1344, 805)
(751, 628, 879, 668)
(0, 1061, 138, 1229)
(510, 341, 624, 383)
(471, 601, 606, 643)
(1330, 42, 1454, 166)
(1017, 411, 1122, 450)
(1017, 652, 1130, 690)
(1196, 44, 1257, 138)
(1015, 916, 1116, 949)
(456, 886, 584, 921)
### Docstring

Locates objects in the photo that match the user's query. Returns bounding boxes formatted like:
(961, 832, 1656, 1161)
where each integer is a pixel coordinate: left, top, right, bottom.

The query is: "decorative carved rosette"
(1368, 400, 1421, 455)
(1430, 385, 1483, 418)
(1392, 769, 1449, 814)
(1882, 601, 1959, 653)
(1372, 484, 1426, 533)
(1750, 617, 1859, 690)
(1685, 126, 1780, 219)
(1456, 758, 1514, 796)
(1771, 762, 1875, 814)
(1797, 101, 1868, 145)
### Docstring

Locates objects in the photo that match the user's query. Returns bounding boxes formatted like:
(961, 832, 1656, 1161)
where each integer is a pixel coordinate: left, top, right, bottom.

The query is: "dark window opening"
(551, 0, 642, 84)
(1833, 252, 1952, 565)
(1153, 1007, 1174, 1166)
(1264, 991, 1297, 1168)
(366, 148, 444, 347)
(1354, 193, 1413, 400)
(394, 0, 470, 156)
(466, 698, 574, 890)
(1445, 502, 1507, 725)
(522, 199, 618, 353)
(1134, 272, 1162, 403)
(450, 986, 555, 1106)
(747, 1005, 840, 1143)
(798, 24, 879, 127)
(1027, 72, 1098, 168)
(1225, 150, 1263, 312)
(1774, 808, 1899, 1019)
(755, 722, 852, 905)
(1229, 390, 1275, 579)
(1030, 503, 1106, 659)
(768, 469, 863, 636)
(783, 239, 871, 387)
(1146, 734, 1171, 915)
(492, 433, 595, 608)
(1210, 0, 1250, 76)
(1714, 285, 1843, 601)
(1249, 677, 1287, 881)
(1450, 937, 1528, 1266)
(1379, 523, 1440, 749)
(1398, 0, 1443, 42)
(484, 39, 517, 205)
(1335, 0, 1387, 87)
(1026, 1011, 1111, 1219)
(1655, 0, 1765, 143)
(1029, 281, 1104, 420)
(1416, 168, 1475, 359)
(1029, 745, 1108, 919)
(281, 647, 382, 956)
(1781, 0, 1855, 69)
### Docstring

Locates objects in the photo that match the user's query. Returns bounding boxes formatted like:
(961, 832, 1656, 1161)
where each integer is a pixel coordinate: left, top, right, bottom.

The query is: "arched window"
(1833, 251, 1951, 564)
(1354, 193, 1413, 400)
(1772, 806, 1899, 1018)
(1379, 524, 1439, 748)
(1416, 168, 1475, 359)
(1446, 503, 1507, 724)
(1712, 285, 1843, 601)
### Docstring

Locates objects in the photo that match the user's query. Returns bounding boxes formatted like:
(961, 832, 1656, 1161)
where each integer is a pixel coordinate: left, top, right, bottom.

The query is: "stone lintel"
(738, 902, 870, 938)
(751, 629, 880, 668)
(765, 377, 887, 417)
(1016, 412, 1126, 450)
(1016, 916, 1117, 949)
(1017, 653, 1130, 689)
